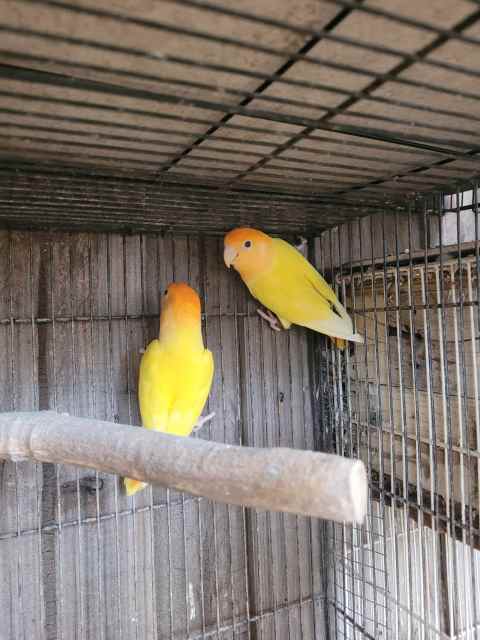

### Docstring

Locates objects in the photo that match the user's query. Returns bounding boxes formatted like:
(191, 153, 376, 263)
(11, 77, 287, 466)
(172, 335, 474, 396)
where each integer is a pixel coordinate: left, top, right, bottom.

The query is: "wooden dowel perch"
(0, 411, 367, 523)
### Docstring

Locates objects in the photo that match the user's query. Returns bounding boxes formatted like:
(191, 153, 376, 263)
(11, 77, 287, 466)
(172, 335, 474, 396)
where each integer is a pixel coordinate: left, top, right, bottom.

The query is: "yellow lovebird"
(124, 283, 215, 496)
(223, 228, 363, 347)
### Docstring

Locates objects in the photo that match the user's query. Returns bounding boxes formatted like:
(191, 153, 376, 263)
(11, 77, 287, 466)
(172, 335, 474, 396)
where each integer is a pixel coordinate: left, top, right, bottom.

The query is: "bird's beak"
(223, 245, 237, 269)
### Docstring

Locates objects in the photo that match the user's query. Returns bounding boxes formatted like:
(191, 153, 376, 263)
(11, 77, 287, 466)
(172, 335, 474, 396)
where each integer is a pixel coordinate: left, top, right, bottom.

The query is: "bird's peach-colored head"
(223, 228, 273, 279)
(161, 282, 201, 324)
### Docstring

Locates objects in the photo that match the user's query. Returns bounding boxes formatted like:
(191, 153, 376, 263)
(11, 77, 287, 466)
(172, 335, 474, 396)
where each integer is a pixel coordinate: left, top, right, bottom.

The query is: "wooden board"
(0, 230, 324, 639)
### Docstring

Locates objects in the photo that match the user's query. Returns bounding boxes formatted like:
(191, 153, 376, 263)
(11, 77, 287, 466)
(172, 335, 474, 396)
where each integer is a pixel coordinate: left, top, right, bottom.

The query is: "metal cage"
(1, 1, 480, 638)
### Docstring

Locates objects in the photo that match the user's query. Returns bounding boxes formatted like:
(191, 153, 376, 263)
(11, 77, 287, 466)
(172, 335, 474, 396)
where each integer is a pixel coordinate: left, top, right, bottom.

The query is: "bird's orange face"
(162, 282, 201, 323)
(223, 228, 273, 279)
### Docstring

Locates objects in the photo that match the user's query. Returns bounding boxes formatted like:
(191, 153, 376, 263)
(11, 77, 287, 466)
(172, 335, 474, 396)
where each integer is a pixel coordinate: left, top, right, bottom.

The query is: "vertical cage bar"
(436, 196, 457, 639)
(68, 233, 86, 640)
(286, 318, 306, 638)
(345, 219, 360, 640)
(382, 212, 400, 640)
(393, 210, 415, 640)
(48, 237, 65, 640)
(30, 231, 46, 640)
(356, 217, 373, 638)
(472, 180, 480, 640)
(8, 232, 25, 640)
(455, 187, 478, 640)
(368, 213, 389, 639)
(232, 262, 252, 640)
(322, 227, 338, 638)
(139, 233, 159, 640)
(215, 235, 238, 638)
(406, 205, 426, 640)
(420, 200, 441, 637)
(157, 234, 175, 640)
(346, 222, 359, 640)
(106, 234, 124, 640)
(330, 225, 347, 640)
(87, 233, 106, 640)
(122, 234, 139, 640)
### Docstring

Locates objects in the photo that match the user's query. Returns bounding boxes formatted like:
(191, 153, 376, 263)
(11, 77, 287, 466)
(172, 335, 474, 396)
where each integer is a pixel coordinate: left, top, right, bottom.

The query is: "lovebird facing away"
(124, 283, 214, 496)
(223, 228, 363, 347)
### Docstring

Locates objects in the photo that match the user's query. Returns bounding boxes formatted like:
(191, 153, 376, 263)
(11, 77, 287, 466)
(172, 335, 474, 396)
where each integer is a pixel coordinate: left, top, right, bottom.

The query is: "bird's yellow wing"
(247, 239, 336, 321)
(273, 238, 347, 314)
(138, 339, 172, 430)
(165, 347, 214, 437)
(247, 238, 362, 343)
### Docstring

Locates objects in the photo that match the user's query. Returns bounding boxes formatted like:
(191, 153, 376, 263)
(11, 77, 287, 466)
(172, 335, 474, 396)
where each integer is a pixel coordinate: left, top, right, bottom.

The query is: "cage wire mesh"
(1, 0, 480, 639)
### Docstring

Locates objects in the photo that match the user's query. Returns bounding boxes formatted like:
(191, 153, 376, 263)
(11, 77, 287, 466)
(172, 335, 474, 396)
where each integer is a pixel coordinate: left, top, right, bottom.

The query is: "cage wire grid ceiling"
(1, 0, 480, 639)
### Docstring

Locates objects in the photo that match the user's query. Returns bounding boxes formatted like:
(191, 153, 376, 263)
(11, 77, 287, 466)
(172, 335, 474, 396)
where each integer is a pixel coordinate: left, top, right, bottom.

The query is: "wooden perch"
(0, 411, 367, 524)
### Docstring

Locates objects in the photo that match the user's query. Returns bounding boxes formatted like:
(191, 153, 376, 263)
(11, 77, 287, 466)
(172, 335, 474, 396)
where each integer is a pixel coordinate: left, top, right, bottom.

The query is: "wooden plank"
(36, 231, 59, 640)
(0, 229, 20, 640)
(0, 229, 326, 640)
(184, 234, 212, 638)
(109, 233, 154, 639)
(241, 307, 277, 640)
(47, 232, 87, 640)
(89, 232, 123, 640)
(71, 233, 108, 640)
(125, 233, 156, 639)
(285, 326, 324, 639)
(148, 232, 183, 639)
(203, 235, 251, 636)
(7, 231, 44, 639)
(0, 231, 45, 638)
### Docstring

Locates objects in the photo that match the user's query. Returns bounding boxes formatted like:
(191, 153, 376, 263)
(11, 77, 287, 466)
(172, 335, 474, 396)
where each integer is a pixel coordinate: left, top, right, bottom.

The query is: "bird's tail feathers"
(124, 477, 148, 496)
(349, 332, 364, 344)
(307, 315, 364, 344)
(332, 298, 351, 324)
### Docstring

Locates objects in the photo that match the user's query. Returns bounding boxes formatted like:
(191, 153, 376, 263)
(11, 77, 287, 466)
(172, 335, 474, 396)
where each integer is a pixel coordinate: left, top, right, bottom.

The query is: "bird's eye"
(244, 240, 252, 248)
(164, 289, 168, 296)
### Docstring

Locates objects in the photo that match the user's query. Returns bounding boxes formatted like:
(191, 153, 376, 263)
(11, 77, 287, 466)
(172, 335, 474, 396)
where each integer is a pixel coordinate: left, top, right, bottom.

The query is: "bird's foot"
(256, 308, 282, 332)
(295, 236, 308, 254)
(193, 411, 216, 433)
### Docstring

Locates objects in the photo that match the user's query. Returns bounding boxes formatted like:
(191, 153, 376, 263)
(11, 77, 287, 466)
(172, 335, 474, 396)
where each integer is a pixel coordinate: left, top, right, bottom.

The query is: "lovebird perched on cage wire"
(223, 228, 363, 348)
(124, 283, 215, 496)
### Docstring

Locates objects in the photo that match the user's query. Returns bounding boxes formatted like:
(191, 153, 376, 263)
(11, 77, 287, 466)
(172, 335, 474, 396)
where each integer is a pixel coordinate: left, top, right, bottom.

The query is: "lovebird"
(223, 228, 363, 347)
(124, 282, 215, 496)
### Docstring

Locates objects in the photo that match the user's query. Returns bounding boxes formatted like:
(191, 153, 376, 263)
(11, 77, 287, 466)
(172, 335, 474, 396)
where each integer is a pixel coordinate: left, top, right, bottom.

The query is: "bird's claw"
(193, 411, 215, 433)
(295, 236, 308, 254)
(257, 308, 282, 332)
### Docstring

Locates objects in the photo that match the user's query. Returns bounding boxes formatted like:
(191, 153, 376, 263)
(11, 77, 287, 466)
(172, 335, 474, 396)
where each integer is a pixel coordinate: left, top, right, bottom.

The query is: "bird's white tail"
(349, 332, 364, 344)
(305, 314, 364, 344)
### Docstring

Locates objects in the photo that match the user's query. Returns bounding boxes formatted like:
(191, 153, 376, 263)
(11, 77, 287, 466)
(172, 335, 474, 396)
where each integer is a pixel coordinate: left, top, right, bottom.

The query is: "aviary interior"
(0, 1, 479, 638)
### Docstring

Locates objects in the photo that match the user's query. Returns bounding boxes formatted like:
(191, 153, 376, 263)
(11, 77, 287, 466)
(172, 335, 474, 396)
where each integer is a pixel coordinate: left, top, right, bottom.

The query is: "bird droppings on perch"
(0, 411, 368, 524)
